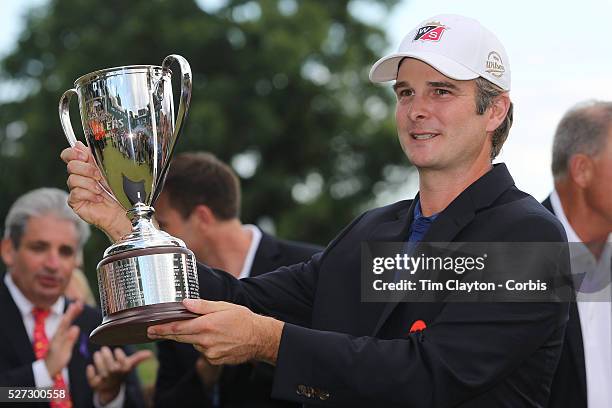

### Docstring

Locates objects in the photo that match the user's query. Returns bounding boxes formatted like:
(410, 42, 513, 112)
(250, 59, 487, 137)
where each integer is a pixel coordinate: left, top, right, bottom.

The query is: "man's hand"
(60, 141, 131, 241)
(86, 347, 152, 405)
(45, 301, 83, 378)
(147, 299, 284, 366)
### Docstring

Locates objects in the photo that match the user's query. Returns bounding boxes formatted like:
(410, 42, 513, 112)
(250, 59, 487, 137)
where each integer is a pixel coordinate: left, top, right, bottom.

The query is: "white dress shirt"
(4, 273, 125, 408)
(551, 190, 612, 408)
(238, 224, 262, 280)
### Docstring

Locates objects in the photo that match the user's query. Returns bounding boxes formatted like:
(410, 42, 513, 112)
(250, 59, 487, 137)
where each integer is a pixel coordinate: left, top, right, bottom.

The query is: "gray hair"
(474, 77, 514, 160)
(3, 188, 90, 249)
(551, 101, 612, 180)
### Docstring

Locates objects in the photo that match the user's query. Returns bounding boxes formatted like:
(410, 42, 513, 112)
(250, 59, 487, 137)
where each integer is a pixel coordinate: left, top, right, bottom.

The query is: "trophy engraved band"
(59, 55, 199, 345)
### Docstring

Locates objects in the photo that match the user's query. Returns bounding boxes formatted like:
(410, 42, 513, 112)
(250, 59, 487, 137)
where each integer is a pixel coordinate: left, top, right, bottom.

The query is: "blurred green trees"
(0, 0, 410, 281)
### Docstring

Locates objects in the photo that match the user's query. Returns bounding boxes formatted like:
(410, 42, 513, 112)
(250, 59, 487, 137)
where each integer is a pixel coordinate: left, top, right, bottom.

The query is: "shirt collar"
(550, 189, 612, 243)
(414, 199, 439, 222)
(550, 189, 581, 243)
(238, 224, 262, 279)
(4, 273, 65, 317)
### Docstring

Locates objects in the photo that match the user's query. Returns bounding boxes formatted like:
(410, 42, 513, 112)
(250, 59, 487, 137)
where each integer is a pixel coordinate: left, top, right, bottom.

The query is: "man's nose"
(44, 250, 61, 271)
(407, 95, 431, 122)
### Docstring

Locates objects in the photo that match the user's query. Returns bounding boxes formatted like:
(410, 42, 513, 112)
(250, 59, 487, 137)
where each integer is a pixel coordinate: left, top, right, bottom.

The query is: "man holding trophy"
(61, 15, 570, 407)
(59, 54, 200, 345)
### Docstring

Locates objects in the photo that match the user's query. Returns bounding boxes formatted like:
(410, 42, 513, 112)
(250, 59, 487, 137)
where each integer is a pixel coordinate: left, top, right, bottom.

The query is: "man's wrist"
(97, 387, 120, 405)
(253, 315, 284, 365)
(105, 216, 131, 242)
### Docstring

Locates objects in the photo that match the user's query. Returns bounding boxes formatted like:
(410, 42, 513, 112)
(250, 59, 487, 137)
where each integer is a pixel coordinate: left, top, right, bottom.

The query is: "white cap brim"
(369, 50, 479, 83)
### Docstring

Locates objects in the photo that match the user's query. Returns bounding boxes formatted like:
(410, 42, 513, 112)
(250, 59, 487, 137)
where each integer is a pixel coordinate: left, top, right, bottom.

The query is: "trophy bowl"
(59, 55, 199, 345)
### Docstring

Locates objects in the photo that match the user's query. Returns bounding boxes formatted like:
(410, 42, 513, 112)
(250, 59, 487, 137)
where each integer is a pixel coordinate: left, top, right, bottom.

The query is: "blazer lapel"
(542, 196, 553, 213)
(0, 277, 37, 365)
(251, 231, 281, 278)
(366, 200, 415, 243)
(370, 200, 417, 335)
(372, 164, 515, 335)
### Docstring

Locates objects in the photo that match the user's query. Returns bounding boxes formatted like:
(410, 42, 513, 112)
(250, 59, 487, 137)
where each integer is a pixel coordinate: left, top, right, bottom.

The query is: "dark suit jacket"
(0, 275, 144, 408)
(196, 164, 571, 407)
(154, 230, 322, 408)
(542, 196, 587, 408)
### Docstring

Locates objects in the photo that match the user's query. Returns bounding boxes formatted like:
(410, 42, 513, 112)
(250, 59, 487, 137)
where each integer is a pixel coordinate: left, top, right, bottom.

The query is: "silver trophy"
(59, 55, 199, 345)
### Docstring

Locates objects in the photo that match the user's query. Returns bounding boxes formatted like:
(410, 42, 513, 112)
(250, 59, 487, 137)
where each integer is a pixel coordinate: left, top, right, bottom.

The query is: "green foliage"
(0, 0, 409, 281)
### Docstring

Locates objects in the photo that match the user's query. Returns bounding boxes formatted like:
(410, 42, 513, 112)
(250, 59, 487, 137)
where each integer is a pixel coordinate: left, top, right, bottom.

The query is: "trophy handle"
(59, 88, 79, 147)
(161, 54, 192, 148)
(151, 54, 192, 204)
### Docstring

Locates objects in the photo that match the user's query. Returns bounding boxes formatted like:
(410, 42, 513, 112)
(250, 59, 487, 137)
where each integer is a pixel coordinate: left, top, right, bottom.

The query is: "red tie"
(32, 308, 73, 408)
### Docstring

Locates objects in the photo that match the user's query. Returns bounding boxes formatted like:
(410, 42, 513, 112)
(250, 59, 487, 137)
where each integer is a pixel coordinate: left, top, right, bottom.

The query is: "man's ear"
(485, 93, 511, 133)
(568, 154, 594, 189)
(190, 205, 216, 227)
(1, 238, 16, 267)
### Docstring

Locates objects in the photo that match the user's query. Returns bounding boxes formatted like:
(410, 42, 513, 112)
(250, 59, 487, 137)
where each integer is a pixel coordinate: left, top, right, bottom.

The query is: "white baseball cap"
(369, 14, 511, 91)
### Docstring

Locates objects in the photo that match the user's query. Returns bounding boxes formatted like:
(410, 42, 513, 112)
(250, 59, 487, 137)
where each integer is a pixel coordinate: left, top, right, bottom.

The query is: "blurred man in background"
(544, 101, 612, 408)
(0, 187, 150, 408)
(152, 152, 321, 408)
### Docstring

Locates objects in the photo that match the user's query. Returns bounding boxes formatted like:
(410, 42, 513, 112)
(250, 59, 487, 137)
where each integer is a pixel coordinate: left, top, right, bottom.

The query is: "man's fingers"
(60, 142, 91, 162)
(57, 301, 83, 334)
(124, 350, 153, 369)
(60, 147, 79, 164)
(68, 188, 103, 208)
(74, 141, 98, 166)
(148, 313, 211, 337)
(149, 332, 206, 346)
(67, 173, 102, 194)
(113, 347, 127, 369)
(65, 326, 80, 346)
(100, 346, 118, 372)
(86, 364, 100, 388)
(182, 299, 230, 315)
(73, 141, 93, 162)
(66, 159, 101, 180)
(93, 350, 109, 378)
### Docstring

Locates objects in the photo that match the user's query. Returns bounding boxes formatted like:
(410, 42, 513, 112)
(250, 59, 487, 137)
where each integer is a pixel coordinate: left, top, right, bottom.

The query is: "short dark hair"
(474, 77, 514, 160)
(162, 152, 241, 220)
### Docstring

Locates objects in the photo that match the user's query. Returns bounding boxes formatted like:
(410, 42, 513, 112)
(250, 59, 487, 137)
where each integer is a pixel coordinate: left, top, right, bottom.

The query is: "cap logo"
(485, 51, 505, 78)
(413, 22, 447, 42)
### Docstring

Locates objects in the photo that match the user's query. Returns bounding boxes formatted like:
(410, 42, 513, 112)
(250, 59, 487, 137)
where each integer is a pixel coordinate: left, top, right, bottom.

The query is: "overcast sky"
(2, 0, 612, 201)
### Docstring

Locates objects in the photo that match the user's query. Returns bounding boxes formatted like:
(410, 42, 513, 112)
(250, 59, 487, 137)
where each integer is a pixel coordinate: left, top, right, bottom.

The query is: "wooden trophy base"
(90, 302, 199, 345)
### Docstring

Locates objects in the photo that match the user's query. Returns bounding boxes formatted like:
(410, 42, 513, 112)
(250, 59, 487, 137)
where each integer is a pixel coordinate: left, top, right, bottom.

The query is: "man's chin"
(34, 286, 65, 305)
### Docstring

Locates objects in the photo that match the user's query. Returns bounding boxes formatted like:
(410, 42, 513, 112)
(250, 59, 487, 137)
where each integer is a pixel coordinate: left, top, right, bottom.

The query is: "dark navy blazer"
(195, 164, 570, 408)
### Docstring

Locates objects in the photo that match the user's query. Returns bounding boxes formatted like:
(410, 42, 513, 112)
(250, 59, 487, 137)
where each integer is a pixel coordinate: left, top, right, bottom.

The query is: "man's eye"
(397, 89, 414, 98)
(28, 244, 47, 252)
(434, 89, 450, 95)
(59, 246, 75, 258)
